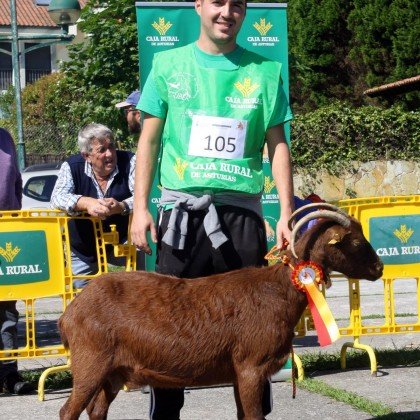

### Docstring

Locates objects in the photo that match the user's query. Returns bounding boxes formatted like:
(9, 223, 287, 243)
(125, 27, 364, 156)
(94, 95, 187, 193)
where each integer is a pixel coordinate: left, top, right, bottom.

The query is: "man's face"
(85, 137, 117, 178)
(196, 0, 246, 51)
(124, 107, 141, 134)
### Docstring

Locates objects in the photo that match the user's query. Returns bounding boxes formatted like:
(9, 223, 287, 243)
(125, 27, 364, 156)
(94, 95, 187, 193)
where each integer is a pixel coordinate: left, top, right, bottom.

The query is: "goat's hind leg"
(59, 359, 111, 420)
(60, 386, 101, 420)
(85, 376, 123, 420)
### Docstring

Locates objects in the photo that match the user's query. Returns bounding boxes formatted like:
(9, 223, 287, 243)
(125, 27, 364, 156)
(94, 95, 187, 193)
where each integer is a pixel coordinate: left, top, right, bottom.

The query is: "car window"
(23, 175, 58, 202)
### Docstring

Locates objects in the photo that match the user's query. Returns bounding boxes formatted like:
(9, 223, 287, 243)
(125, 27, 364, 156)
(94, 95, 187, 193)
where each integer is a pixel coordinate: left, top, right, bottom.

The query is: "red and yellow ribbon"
(291, 261, 340, 347)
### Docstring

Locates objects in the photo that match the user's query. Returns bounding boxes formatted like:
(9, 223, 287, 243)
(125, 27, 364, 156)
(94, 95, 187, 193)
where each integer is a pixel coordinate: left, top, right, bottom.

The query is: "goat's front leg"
(234, 368, 266, 420)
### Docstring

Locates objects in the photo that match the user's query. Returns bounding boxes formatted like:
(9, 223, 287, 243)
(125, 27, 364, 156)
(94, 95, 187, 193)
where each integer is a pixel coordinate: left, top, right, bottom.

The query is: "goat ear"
(328, 229, 352, 245)
(328, 233, 341, 245)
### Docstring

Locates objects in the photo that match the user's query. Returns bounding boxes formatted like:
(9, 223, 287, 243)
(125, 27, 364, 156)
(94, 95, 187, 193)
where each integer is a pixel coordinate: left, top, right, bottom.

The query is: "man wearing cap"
(115, 90, 142, 135)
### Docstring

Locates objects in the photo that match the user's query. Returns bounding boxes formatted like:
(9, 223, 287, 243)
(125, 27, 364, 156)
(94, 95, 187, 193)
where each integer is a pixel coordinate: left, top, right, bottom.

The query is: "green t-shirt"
(139, 43, 292, 128)
(138, 43, 293, 194)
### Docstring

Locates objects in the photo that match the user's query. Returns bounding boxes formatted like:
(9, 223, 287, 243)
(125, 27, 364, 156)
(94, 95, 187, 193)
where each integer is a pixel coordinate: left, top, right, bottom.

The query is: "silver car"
(21, 163, 61, 209)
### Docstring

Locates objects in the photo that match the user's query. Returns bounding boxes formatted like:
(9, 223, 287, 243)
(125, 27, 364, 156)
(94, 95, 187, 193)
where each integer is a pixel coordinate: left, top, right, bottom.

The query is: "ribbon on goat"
(291, 261, 340, 346)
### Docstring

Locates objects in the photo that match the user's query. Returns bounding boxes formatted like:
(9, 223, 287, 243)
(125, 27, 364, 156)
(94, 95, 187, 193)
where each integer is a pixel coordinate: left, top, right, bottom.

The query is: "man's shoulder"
(0, 127, 14, 147)
(116, 150, 135, 168)
(117, 150, 134, 159)
(66, 153, 84, 165)
(241, 48, 281, 69)
(154, 43, 192, 60)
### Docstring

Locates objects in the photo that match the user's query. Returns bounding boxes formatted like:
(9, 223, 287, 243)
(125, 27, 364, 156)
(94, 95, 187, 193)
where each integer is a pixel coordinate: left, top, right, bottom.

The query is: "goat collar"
(285, 258, 340, 347)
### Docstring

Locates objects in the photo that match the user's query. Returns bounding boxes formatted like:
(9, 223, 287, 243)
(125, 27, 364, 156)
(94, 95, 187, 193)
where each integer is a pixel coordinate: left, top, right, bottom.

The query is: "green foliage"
(288, 0, 353, 111)
(0, 73, 79, 156)
(56, 0, 141, 149)
(300, 346, 420, 371)
(0, 87, 16, 136)
(347, 0, 420, 109)
(298, 378, 394, 417)
(291, 102, 420, 190)
(288, 0, 419, 111)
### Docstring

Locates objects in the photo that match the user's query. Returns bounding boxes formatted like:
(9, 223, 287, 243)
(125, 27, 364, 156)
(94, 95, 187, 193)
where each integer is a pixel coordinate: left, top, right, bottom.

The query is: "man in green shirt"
(131, 0, 295, 418)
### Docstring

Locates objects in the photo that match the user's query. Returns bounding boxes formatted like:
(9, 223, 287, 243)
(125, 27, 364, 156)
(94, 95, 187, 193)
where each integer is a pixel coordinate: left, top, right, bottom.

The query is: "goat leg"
(234, 367, 267, 420)
(234, 383, 245, 419)
(60, 355, 111, 420)
(85, 378, 121, 420)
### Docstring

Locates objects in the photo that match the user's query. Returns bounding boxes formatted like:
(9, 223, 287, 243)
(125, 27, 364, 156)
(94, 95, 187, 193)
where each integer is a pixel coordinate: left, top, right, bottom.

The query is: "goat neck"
(263, 260, 309, 324)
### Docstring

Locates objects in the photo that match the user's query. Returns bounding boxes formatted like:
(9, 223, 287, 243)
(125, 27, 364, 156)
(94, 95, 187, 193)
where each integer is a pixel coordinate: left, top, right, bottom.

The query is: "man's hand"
(79, 197, 128, 219)
(130, 209, 157, 255)
(81, 197, 111, 219)
(276, 213, 292, 249)
(100, 198, 126, 216)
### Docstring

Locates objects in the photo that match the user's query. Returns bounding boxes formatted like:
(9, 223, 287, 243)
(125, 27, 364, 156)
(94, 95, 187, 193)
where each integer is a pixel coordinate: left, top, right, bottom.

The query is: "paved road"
(3, 362, 419, 419)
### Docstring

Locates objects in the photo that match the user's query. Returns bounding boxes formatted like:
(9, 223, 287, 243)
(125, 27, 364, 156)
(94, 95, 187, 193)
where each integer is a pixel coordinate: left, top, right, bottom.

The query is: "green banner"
(0, 231, 50, 285)
(370, 215, 420, 265)
(136, 2, 290, 268)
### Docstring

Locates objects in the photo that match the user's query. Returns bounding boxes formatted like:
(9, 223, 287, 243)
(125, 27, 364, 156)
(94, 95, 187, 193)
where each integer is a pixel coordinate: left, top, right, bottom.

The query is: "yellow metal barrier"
(338, 195, 419, 375)
(1, 196, 418, 393)
(0, 210, 134, 399)
(294, 195, 419, 376)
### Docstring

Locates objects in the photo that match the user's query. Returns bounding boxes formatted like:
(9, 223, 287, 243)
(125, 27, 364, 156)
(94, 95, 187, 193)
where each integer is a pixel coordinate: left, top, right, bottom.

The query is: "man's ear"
(81, 152, 90, 162)
(195, 0, 202, 16)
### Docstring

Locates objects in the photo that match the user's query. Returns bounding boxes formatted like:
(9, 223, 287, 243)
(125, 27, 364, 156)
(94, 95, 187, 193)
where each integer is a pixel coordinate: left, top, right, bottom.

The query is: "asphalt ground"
(2, 276, 419, 419)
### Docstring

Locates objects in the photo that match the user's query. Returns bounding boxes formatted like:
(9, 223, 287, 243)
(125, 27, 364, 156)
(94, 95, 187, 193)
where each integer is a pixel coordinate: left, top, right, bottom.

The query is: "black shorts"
(155, 205, 267, 278)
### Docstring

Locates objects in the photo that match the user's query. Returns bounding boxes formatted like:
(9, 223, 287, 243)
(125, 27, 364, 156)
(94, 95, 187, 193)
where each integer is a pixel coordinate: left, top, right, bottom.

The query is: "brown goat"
(58, 207, 383, 420)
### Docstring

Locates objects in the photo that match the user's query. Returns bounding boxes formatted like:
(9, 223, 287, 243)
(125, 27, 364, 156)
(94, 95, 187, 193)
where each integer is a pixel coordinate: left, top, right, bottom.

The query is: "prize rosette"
(292, 261, 340, 346)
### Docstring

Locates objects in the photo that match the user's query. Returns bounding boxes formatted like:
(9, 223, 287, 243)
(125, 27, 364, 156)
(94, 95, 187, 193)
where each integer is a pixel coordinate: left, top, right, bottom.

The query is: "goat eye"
(352, 239, 361, 248)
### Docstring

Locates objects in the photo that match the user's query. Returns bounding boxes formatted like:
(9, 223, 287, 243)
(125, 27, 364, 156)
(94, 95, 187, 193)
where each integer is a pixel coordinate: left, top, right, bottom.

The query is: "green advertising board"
(136, 2, 290, 269)
(0, 231, 49, 285)
(370, 215, 419, 265)
(339, 196, 420, 278)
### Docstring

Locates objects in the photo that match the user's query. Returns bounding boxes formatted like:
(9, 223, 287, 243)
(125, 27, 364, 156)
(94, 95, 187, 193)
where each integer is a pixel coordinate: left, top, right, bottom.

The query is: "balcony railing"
(0, 68, 51, 90)
(0, 69, 13, 90)
(25, 69, 51, 85)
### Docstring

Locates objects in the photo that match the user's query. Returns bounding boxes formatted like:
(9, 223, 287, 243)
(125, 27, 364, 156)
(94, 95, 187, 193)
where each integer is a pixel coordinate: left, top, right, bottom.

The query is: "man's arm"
(130, 114, 165, 254)
(50, 162, 124, 219)
(50, 162, 81, 214)
(266, 124, 294, 247)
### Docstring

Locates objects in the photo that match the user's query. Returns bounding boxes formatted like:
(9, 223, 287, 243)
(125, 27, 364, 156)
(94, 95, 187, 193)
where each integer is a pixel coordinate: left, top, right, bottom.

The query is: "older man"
(51, 123, 143, 287)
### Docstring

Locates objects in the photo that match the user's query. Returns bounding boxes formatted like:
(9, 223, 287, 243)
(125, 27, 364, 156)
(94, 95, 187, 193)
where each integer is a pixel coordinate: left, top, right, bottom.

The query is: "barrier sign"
(339, 196, 420, 278)
(370, 215, 419, 265)
(0, 211, 67, 299)
(0, 231, 49, 285)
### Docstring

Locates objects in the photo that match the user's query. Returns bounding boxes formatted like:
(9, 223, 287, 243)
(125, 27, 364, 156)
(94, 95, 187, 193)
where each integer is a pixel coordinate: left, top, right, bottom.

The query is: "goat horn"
(288, 202, 348, 231)
(290, 210, 351, 258)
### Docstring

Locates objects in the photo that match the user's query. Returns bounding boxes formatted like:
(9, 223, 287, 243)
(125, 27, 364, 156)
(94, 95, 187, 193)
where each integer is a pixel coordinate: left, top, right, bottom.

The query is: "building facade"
(0, 0, 83, 91)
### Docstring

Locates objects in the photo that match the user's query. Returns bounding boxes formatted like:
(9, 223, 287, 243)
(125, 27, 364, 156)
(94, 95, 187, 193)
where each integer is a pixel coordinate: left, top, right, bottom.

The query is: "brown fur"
(59, 217, 383, 420)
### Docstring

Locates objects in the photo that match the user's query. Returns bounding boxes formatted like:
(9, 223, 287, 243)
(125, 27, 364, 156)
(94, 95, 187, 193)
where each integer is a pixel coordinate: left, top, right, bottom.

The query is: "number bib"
(188, 115, 248, 159)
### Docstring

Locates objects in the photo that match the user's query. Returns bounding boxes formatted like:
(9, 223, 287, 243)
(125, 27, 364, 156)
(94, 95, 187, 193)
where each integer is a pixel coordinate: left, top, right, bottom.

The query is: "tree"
(288, 0, 353, 112)
(57, 0, 140, 148)
(348, 0, 419, 109)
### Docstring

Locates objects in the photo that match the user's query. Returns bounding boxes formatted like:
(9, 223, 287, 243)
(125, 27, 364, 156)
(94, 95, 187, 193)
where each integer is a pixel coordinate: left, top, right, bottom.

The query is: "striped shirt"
(50, 155, 136, 215)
